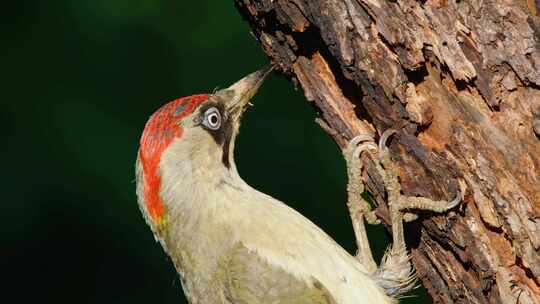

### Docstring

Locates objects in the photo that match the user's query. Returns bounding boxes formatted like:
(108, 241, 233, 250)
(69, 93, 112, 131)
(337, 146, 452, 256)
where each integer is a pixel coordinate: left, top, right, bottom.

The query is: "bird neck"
(157, 152, 248, 285)
(158, 142, 245, 233)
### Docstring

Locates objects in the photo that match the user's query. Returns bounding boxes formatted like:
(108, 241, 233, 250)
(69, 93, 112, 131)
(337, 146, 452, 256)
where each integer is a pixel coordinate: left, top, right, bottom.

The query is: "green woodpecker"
(135, 67, 460, 303)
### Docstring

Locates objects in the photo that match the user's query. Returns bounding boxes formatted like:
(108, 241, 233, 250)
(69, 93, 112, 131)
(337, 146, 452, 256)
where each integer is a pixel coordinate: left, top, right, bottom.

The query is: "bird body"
(136, 67, 459, 303)
(137, 149, 392, 303)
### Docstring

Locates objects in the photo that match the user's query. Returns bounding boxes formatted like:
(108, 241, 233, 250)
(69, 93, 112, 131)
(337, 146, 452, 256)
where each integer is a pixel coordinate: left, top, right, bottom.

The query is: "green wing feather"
(217, 243, 337, 304)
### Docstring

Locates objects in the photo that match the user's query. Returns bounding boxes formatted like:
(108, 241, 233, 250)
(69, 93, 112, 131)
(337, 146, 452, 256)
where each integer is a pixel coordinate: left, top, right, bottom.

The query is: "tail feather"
(373, 245, 418, 298)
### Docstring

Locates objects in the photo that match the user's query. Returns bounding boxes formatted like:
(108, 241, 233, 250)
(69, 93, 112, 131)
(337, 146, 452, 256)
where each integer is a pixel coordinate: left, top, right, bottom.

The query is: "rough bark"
(235, 0, 540, 303)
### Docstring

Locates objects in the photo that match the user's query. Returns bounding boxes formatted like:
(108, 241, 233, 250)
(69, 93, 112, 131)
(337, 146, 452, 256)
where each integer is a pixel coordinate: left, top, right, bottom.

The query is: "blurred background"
(3, 1, 429, 303)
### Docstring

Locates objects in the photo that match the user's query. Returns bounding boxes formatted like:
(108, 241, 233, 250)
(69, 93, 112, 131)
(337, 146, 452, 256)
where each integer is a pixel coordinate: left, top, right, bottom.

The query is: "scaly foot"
(344, 133, 379, 274)
(344, 129, 461, 297)
(372, 129, 460, 297)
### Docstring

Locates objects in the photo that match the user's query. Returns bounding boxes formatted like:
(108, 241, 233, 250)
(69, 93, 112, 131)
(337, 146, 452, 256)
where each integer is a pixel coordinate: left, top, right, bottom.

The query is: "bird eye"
(202, 107, 221, 130)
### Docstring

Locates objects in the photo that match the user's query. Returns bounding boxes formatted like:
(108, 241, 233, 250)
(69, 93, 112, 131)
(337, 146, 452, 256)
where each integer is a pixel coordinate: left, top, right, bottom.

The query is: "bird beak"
(222, 65, 273, 120)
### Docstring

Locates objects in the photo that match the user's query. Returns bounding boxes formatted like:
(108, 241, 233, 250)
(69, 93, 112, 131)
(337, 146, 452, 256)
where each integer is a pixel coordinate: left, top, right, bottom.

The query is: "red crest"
(139, 94, 209, 223)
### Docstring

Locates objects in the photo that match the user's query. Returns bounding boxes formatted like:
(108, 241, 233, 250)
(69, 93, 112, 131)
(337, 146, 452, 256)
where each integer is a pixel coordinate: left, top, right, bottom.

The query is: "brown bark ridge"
(235, 0, 540, 303)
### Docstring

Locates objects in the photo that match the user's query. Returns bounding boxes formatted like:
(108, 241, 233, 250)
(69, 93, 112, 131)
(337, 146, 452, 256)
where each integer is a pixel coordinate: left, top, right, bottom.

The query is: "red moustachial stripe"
(139, 94, 209, 225)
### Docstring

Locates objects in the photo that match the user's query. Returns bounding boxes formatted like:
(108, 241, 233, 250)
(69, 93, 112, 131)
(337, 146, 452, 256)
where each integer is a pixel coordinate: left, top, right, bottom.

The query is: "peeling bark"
(235, 0, 540, 302)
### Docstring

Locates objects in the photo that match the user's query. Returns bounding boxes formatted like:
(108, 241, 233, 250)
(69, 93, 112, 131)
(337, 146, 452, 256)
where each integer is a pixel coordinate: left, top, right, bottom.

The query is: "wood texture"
(235, 0, 540, 302)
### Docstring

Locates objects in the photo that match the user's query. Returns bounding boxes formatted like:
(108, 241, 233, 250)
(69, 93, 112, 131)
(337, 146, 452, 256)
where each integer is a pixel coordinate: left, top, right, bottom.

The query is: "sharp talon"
(379, 129, 397, 151)
(447, 190, 461, 209)
(348, 134, 375, 151)
(353, 143, 378, 159)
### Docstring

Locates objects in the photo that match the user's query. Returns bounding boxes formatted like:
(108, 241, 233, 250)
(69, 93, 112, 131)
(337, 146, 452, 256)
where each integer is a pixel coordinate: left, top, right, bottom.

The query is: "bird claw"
(378, 129, 397, 152)
(353, 143, 378, 159)
(344, 129, 462, 296)
(344, 133, 379, 222)
(345, 134, 377, 162)
(344, 133, 382, 273)
(347, 134, 375, 150)
(447, 190, 462, 209)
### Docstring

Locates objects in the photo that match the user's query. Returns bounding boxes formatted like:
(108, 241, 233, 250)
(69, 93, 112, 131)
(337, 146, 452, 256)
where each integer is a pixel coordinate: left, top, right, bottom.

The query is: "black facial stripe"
(198, 101, 234, 168)
(221, 123, 233, 168)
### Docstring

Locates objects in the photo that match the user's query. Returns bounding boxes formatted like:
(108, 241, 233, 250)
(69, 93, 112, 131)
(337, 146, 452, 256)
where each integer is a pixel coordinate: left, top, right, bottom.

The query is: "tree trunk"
(235, 0, 540, 303)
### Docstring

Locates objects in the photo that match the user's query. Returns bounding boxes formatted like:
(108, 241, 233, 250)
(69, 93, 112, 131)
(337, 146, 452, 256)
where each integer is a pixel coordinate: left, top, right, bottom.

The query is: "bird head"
(135, 67, 272, 235)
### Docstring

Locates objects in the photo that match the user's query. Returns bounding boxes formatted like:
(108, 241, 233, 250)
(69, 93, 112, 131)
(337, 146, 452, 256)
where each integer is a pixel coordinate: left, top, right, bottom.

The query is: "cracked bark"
(235, 0, 540, 303)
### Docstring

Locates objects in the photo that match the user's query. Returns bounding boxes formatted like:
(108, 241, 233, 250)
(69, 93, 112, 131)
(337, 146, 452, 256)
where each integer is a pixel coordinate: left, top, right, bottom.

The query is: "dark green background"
(3, 1, 429, 303)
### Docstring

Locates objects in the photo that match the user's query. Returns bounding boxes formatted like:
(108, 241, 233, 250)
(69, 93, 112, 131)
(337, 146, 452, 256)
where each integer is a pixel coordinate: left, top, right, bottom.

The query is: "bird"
(135, 67, 460, 303)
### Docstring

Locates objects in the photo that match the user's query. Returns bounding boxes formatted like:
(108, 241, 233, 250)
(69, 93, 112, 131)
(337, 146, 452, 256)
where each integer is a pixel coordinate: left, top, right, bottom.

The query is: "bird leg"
(373, 129, 461, 297)
(343, 134, 380, 274)
(345, 129, 461, 297)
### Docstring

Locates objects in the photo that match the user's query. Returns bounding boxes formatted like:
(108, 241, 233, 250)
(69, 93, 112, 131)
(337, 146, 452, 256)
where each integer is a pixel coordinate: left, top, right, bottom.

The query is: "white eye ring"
(202, 107, 221, 130)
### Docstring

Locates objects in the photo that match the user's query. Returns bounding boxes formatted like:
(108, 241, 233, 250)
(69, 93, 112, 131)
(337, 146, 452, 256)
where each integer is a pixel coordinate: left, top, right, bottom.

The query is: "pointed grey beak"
(221, 66, 273, 117)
